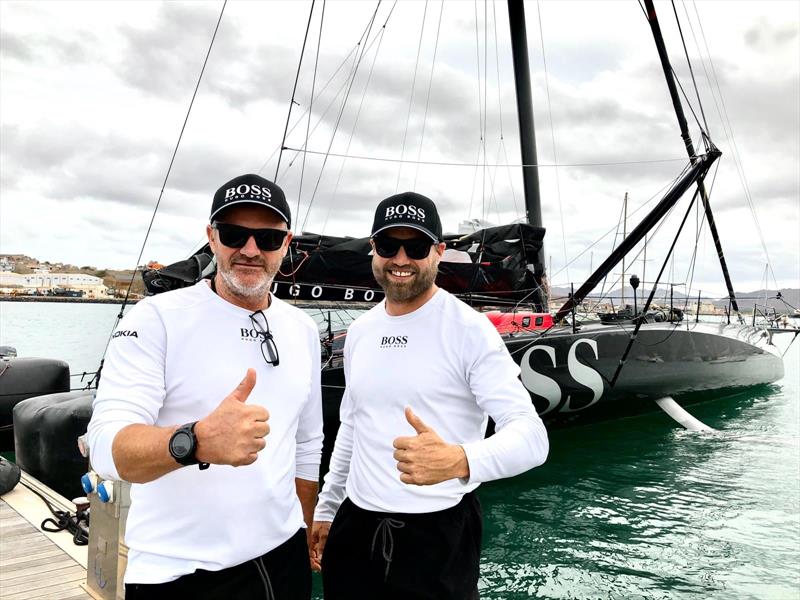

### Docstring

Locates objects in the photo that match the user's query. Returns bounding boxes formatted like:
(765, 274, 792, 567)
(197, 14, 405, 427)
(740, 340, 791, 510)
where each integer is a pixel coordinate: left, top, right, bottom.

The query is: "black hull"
(319, 321, 784, 474)
(505, 321, 784, 425)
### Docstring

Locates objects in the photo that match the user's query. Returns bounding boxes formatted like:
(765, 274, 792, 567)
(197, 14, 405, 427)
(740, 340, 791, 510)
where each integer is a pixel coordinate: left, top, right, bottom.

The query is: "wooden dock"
(0, 474, 90, 600)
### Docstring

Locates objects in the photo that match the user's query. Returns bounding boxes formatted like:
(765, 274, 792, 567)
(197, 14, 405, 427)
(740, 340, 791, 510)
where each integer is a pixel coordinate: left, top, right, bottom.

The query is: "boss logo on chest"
(240, 328, 263, 341)
(379, 335, 408, 349)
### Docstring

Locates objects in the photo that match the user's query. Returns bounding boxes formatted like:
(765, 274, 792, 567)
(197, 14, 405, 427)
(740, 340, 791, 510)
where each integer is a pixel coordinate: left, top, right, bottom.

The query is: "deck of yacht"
(0, 473, 91, 600)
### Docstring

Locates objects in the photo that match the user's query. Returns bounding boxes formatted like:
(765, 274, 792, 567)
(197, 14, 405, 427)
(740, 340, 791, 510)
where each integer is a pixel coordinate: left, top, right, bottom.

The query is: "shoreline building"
(0, 268, 108, 298)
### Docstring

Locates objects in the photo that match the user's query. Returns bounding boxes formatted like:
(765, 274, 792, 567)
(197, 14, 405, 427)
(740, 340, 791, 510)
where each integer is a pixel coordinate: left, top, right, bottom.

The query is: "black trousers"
(321, 494, 482, 600)
(125, 528, 311, 600)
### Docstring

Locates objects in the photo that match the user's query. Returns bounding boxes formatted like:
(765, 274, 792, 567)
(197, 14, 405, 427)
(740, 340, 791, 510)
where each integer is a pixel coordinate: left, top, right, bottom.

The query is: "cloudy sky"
(1, 0, 798, 296)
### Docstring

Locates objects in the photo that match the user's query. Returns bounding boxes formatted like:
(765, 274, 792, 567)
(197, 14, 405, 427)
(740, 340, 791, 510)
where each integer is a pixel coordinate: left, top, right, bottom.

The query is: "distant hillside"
(550, 284, 691, 302)
(709, 289, 799, 313)
(549, 284, 799, 313)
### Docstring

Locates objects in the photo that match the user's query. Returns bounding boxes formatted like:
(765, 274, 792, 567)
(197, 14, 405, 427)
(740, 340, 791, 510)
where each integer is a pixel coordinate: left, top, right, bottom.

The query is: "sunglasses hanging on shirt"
(372, 234, 434, 260)
(249, 310, 280, 367)
(212, 222, 288, 251)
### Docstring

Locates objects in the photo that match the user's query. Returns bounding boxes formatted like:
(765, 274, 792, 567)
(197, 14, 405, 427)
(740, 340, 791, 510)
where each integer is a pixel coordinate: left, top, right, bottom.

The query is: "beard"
(217, 254, 280, 301)
(372, 259, 438, 303)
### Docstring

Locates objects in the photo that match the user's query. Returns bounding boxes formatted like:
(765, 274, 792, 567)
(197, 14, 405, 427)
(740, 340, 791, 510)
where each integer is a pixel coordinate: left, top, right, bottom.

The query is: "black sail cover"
(142, 224, 546, 308)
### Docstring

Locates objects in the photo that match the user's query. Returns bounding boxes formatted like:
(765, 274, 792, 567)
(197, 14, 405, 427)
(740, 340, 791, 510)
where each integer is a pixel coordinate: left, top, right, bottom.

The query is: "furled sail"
(142, 223, 546, 308)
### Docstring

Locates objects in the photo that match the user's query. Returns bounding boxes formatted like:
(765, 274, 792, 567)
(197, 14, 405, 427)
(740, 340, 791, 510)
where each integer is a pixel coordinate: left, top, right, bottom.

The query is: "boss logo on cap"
(225, 184, 272, 202)
(385, 204, 425, 221)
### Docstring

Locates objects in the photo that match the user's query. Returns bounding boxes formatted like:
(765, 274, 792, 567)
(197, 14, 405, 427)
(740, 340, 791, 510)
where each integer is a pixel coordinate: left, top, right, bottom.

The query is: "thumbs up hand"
(392, 407, 470, 485)
(194, 369, 270, 467)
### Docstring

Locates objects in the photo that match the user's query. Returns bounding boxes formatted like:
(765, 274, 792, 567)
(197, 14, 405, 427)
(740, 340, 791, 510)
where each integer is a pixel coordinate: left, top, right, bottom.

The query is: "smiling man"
(87, 174, 323, 600)
(310, 192, 549, 599)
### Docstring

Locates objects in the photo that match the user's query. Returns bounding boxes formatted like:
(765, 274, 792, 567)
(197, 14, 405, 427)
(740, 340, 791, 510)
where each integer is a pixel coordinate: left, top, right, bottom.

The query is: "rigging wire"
(413, 0, 445, 190)
(550, 161, 692, 285)
(469, 0, 484, 221)
(280, 146, 688, 168)
(301, 2, 382, 232)
(536, 0, 569, 283)
(590, 192, 628, 306)
(482, 0, 489, 223)
(582, 197, 680, 314)
(258, 43, 359, 174)
(275, 0, 316, 181)
(683, 161, 719, 302)
(486, 139, 505, 225)
(320, 3, 396, 233)
(670, 0, 710, 135)
(491, 0, 520, 221)
(265, 2, 394, 181)
(102, 0, 227, 359)
(690, 0, 780, 291)
(280, 34, 362, 182)
(669, 66, 709, 145)
(610, 185, 703, 386)
(296, 0, 325, 220)
(466, 143, 483, 221)
(395, 0, 429, 192)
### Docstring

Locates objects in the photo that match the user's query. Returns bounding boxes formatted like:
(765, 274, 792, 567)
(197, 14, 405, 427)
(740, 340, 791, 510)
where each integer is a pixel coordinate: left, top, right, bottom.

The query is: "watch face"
(171, 431, 193, 458)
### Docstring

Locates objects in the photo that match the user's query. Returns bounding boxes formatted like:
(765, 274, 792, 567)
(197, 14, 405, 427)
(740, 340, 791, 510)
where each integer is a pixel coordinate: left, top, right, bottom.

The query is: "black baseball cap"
(371, 192, 442, 242)
(210, 174, 292, 228)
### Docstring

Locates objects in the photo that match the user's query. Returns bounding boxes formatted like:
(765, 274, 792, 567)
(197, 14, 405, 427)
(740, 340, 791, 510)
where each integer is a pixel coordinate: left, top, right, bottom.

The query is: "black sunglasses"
(213, 222, 288, 251)
(372, 234, 434, 260)
(249, 311, 280, 367)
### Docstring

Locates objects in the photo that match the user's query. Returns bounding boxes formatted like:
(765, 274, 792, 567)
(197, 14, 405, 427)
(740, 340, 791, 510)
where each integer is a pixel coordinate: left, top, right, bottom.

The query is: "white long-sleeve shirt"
(314, 289, 548, 520)
(87, 281, 323, 584)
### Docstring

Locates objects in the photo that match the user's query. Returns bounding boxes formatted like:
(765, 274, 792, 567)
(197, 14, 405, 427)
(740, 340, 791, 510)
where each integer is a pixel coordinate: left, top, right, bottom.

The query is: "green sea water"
(2, 301, 798, 598)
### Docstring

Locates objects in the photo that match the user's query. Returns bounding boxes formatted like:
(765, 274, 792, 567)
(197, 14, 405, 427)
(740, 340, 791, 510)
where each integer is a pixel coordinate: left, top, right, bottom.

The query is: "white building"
(0, 270, 108, 298)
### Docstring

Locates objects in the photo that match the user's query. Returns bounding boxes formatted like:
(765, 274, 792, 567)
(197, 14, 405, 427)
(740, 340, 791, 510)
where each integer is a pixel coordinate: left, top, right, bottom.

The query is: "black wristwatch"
(169, 422, 209, 470)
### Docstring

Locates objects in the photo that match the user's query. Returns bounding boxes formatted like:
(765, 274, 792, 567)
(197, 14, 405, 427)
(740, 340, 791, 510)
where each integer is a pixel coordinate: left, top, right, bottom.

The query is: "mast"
(643, 0, 739, 313)
(507, 0, 542, 229)
(508, 0, 547, 310)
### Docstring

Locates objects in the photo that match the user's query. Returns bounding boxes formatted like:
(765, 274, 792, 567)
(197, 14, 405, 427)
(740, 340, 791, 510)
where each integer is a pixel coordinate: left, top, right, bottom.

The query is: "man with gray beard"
(310, 192, 549, 599)
(88, 174, 323, 599)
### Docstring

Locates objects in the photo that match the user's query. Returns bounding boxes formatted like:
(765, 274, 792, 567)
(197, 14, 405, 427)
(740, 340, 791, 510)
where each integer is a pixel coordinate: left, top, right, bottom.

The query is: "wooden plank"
(1, 491, 87, 569)
(54, 593, 94, 600)
(0, 564, 85, 595)
(0, 561, 85, 585)
(1, 577, 90, 600)
(1, 523, 49, 538)
(2, 556, 79, 580)
(0, 532, 55, 551)
(0, 511, 26, 523)
(0, 547, 64, 568)
(0, 496, 89, 600)
(0, 537, 56, 556)
(3, 529, 55, 545)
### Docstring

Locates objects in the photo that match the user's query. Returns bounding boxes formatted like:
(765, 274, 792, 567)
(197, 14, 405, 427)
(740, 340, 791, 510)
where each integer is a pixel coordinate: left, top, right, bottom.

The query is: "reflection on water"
(2, 302, 797, 598)
(478, 353, 800, 599)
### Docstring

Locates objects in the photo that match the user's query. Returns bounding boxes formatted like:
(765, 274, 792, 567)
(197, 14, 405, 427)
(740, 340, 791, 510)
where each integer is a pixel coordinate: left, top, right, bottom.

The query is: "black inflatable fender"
(0, 456, 21, 495)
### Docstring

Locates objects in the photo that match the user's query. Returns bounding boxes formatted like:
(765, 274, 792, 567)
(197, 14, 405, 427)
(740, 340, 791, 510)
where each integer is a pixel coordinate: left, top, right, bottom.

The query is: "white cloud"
(1, 0, 797, 297)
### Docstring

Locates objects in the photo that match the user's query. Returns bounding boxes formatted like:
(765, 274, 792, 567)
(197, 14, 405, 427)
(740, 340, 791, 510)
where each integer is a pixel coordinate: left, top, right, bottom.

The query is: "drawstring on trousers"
(370, 517, 405, 581)
(253, 556, 276, 600)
